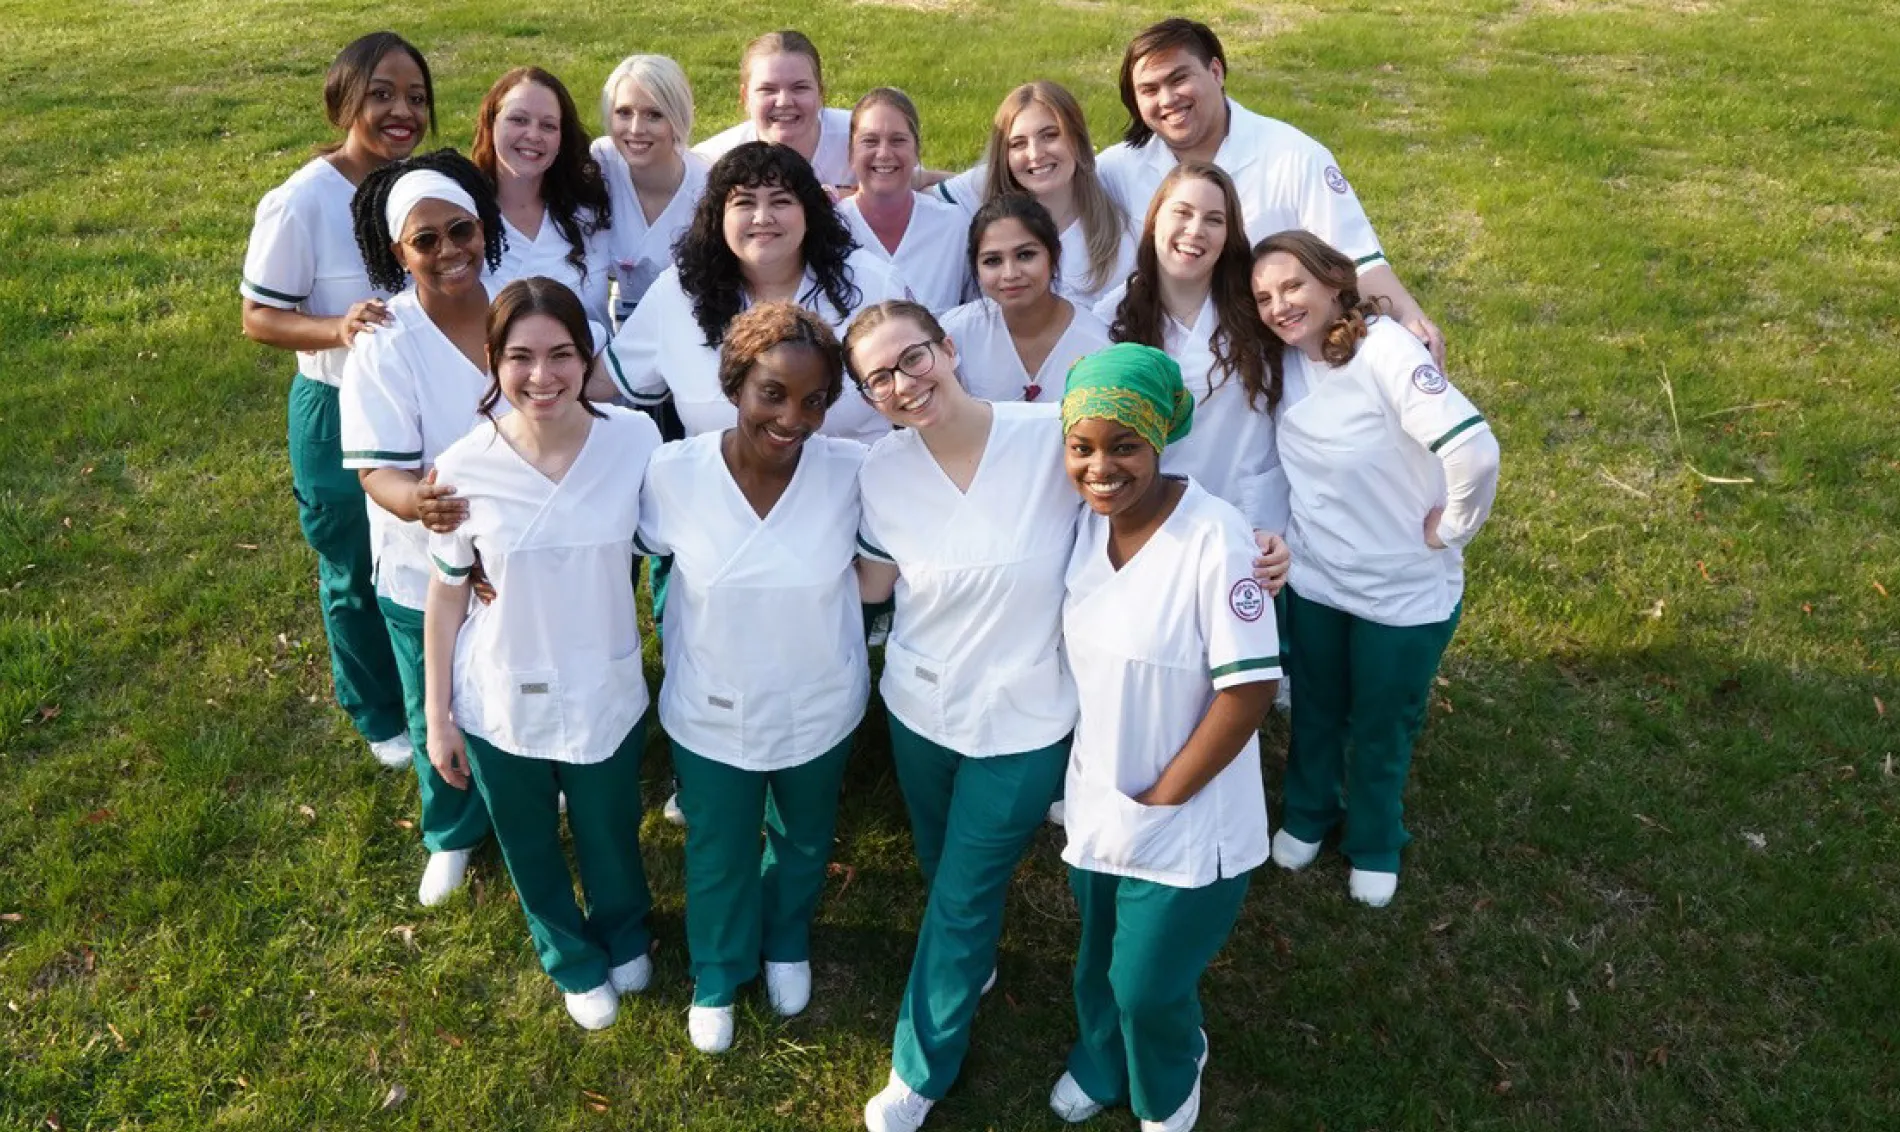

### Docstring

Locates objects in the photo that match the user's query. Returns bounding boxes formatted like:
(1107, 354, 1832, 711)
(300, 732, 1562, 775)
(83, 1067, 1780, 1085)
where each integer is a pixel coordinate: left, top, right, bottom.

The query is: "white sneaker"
(564, 983, 618, 1030)
(1271, 830, 1321, 871)
(1138, 1029, 1209, 1131)
(609, 954, 651, 995)
(1045, 799, 1066, 827)
(417, 849, 472, 907)
(1049, 1071, 1105, 1123)
(1348, 868, 1399, 908)
(662, 791, 686, 826)
(764, 959, 811, 1016)
(864, 1070, 934, 1132)
(1274, 676, 1292, 714)
(557, 791, 568, 815)
(981, 967, 997, 996)
(688, 1004, 734, 1053)
(369, 733, 413, 769)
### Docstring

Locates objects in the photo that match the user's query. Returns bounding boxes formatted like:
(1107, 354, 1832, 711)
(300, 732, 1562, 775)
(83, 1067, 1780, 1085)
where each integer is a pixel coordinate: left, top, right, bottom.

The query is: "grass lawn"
(2, 0, 1897, 1128)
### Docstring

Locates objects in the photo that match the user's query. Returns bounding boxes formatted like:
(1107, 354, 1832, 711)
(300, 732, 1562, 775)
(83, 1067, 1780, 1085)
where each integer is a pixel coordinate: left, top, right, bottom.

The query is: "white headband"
(385, 170, 479, 241)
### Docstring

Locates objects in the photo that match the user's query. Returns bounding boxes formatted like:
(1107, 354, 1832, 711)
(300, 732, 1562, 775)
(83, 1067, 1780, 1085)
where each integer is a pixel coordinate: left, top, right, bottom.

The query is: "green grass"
(3, 0, 1897, 1127)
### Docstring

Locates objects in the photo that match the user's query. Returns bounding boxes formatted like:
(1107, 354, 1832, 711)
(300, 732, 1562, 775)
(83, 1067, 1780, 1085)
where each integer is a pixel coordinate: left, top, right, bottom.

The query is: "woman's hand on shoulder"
(413, 468, 469, 534)
(336, 298, 392, 349)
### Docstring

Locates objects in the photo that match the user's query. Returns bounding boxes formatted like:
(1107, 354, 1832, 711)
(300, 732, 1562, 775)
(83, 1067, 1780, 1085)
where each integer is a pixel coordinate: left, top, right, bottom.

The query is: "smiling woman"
(692, 29, 856, 189)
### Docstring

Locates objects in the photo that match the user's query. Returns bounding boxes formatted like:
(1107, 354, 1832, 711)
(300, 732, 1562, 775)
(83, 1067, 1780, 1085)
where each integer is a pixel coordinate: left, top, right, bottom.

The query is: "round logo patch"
(1411, 364, 1448, 394)
(1323, 165, 1350, 194)
(1229, 578, 1266, 622)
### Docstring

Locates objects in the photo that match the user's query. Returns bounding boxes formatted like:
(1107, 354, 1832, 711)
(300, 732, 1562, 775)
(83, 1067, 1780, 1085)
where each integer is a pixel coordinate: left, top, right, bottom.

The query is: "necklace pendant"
(1023, 382, 1041, 401)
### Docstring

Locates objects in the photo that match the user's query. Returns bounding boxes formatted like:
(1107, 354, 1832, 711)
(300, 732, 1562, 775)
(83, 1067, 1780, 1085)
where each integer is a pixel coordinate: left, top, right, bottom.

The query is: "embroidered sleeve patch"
(1323, 165, 1351, 194)
(1412, 364, 1448, 394)
(1229, 578, 1266, 622)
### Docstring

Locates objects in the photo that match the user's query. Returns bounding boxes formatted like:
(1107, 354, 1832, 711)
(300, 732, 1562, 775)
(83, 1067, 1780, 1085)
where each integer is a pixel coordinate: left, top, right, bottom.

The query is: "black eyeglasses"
(859, 340, 939, 403)
(403, 217, 481, 256)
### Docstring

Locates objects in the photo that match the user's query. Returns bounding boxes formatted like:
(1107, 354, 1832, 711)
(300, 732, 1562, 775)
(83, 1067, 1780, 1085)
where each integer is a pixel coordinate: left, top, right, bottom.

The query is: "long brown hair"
(477, 277, 608, 421)
(980, 82, 1126, 296)
(1110, 162, 1274, 412)
(1251, 230, 1390, 390)
(472, 67, 612, 277)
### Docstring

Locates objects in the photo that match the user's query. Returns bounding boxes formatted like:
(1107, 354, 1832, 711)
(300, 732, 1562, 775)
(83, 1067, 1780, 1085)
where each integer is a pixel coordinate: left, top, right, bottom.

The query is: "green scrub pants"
(671, 738, 853, 1007)
(464, 725, 653, 994)
(375, 598, 492, 853)
(287, 375, 405, 744)
(1281, 586, 1462, 873)
(1066, 867, 1250, 1122)
(887, 718, 1068, 1098)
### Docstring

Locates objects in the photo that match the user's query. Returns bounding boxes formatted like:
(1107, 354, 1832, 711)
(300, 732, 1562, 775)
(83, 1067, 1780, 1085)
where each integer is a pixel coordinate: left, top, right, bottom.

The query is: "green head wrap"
(1061, 342, 1194, 454)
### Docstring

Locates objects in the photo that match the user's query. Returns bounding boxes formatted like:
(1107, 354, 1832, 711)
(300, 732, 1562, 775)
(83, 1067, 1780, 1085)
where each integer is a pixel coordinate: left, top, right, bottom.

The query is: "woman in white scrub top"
(692, 30, 855, 190)
(340, 150, 506, 908)
(938, 193, 1111, 405)
(473, 67, 613, 325)
(933, 81, 1135, 311)
(845, 301, 1077, 1132)
(592, 54, 709, 327)
(238, 31, 433, 772)
(1252, 231, 1500, 909)
(594, 141, 904, 445)
(836, 88, 968, 313)
(424, 279, 663, 1032)
(633, 303, 868, 1055)
(1050, 343, 1281, 1132)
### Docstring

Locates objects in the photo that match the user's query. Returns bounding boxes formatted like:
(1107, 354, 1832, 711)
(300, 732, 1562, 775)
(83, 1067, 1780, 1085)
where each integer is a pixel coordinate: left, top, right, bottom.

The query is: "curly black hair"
(674, 142, 860, 349)
(472, 67, 611, 281)
(351, 148, 506, 293)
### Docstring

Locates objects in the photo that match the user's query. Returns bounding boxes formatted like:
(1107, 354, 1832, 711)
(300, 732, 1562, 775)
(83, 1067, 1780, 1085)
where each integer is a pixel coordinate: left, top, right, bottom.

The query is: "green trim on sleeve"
(1210, 655, 1283, 681)
(342, 448, 424, 464)
(1428, 414, 1486, 454)
(856, 533, 893, 562)
(432, 554, 472, 579)
(242, 278, 308, 304)
(1352, 251, 1387, 268)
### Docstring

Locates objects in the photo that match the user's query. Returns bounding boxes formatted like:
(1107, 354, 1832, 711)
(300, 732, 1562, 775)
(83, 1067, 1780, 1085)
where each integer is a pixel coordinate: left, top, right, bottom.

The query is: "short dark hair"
(350, 148, 506, 293)
(717, 302, 844, 406)
(323, 32, 436, 139)
(966, 192, 1064, 290)
(1118, 18, 1227, 148)
(478, 277, 609, 421)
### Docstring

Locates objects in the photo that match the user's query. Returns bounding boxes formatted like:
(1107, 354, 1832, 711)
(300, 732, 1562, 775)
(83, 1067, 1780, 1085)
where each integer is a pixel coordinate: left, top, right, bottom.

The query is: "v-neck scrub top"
(634, 433, 870, 771)
(939, 297, 1112, 405)
(858, 402, 1081, 756)
(1278, 318, 1491, 627)
(486, 206, 613, 326)
(838, 193, 970, 313)
(693, 107, 857, 188)
(1061, 479, 1283, 888)
(429, 407, 663, 763)
(602, 249, 907, 444)
(339, 288, 501, 611)
(590, 139, 710, 324)
(240, 157, 387, 387)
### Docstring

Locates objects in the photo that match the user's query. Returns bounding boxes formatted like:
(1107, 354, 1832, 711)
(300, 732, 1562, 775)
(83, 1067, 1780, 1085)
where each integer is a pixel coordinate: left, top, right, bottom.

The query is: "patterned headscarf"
(1060, 342, 1193, 453)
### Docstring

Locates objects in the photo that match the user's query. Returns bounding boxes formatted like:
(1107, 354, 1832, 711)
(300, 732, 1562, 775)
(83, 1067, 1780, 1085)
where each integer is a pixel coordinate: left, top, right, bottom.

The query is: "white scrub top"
(602, 248, 906, 444)
(858, 402, 1081, 756)
(1279, 317, 1490, 628)
(939, 297, 1111, 405)
(1061, 478, 1283, 888)
(590, 138, 710, 325)
(486, 205, 613, 326)
(339, 287, 501, 611)
(693, 107, 856, 187)
(240, 157, 387, 387)
(634, 433, 870, 771)
(935, 168, 1136, 311)
(1097, 99, 1385, 271)
(838, 193, 970, 313)
(1089, 290, 1285, 532)
(430, 407, 662, 764)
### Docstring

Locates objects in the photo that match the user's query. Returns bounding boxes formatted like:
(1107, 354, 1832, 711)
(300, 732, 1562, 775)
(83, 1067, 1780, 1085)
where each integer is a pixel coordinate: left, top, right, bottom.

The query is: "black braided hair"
(674, 142, 860, 349)
(352, 148, 507, 293)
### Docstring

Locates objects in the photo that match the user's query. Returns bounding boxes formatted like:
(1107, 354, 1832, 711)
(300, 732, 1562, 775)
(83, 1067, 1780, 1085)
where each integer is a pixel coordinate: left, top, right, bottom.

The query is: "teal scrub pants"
(464, 725, 653, 993)
(287, 375, 405, 744)
(671, 738, 853, 1007)
(1281, 586, 1462, 873)
(887, 718, 1068, 1098)
(375, 598, 492, 853)
(1066, 867, 1250, 1122)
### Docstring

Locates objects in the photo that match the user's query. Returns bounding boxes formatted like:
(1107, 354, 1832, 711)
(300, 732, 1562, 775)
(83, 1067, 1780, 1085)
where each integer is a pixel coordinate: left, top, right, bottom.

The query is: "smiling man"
(1098, 17, 1445, 363)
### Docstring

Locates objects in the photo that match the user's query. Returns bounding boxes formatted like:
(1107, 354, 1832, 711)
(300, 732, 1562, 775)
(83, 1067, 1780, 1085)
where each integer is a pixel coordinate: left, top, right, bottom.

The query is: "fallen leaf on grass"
(1741, 830, 1767, 851)
(826, 862, 858, 897)
(107, 1023, 127, 1051)
(1875, 580, 1889, 599)
(435, 1028, 464, 1049)
(1430, 919, 1453, 934)
(581, 1088, 611, 1112)
(1696, 560, 1715, 583)
(393, 819, 414, 831)
(43, 1112, 62, 1131)
(389, 924, 418, 951)
(1, 912, 23, 923)
(81, 809, 115, 826)
(1633, 813, 1673, 834)
(1884, 754, 1894, 779)
(1876, 696, 1886, 719)
(234, 1076, 250, 1090)
(1493, 1080, 1512, 1095)
(1566, 988, 1580, 1012)
(1646, 1045, 1669, 1067)
(236, 543, 260, 551)
(380, 1084, 407, 1111)
(296, 804, 317, 822)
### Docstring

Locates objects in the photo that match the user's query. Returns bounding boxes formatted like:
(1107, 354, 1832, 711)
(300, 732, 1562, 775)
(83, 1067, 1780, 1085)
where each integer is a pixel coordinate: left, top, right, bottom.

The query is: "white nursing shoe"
(609, 954, 651, 995)
(369, 733, 413, 769)
(417, 849, 472, 907)
(1045, 800, 1066, 827)
(688, 1004, 735, 1053)
(1348, 868, 1399, 908)
(765, 960, 811, 1016)
(1139, 1029, 1209, 1131)
(863, 1070, 934, 1132)
(564, 983, 618, 1030)
(1270, 830, 1321, 871)
(662, 791, 686, 826)
(1048, 1072, 1104, 1123)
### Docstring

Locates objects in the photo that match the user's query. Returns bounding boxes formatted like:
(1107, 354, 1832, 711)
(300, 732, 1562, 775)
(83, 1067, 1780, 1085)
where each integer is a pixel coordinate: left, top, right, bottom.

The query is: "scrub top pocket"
(879, 638, 947, 738)
(476, 667, 569, 756)
(1080, 787, 1191, 879)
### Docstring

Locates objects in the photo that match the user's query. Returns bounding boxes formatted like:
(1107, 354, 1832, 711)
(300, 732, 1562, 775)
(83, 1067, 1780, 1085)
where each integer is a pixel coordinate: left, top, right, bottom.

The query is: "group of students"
(238, 18, 1501, 1132)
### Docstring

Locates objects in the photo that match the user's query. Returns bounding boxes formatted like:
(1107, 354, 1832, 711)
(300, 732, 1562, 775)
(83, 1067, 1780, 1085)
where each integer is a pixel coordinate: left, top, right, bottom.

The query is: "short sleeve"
(1365, 324, 1489, 458)
(632, 458, 671, 558)
(339, 335, 423, 468)
(856, 468, 896, 564)
(1199, 512, 1284, 691)
(603, 274, 676, 404)
(690, 122, 747, 165)
(1291, 141, 1386, 274)
(933, 165, 986, 214)
(240, 188, 315, 309)
(430, 528, 474, 586)
(1094, 144, 1143, 218)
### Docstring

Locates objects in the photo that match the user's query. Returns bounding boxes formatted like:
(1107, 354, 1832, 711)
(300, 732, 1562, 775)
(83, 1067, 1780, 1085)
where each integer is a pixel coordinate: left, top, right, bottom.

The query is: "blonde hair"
(739, 29, 824, 94)
(600, 55, 695, 149)
(981, 81, 1127, 295)
(850, 87, 922, 153)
